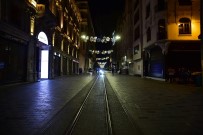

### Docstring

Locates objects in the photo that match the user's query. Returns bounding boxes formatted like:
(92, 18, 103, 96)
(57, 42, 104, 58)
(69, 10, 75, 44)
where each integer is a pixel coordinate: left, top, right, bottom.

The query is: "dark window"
(0, 0, 7, 20)
(63, 18, 67, 33)
(178, 0, 192, 6)
(56, 9, 60, 26)
(134, 26, 140, 41)
(157, 0, 165, 11)
(146, 3, 150, 19)
(0, 0, 2, 19)
(157, 19, 167, 40)
(147, 28, 151, 42)
(179, 18, 191, 34)
(10, 1, 22, 28)
(134, 10, 139, 25)
(134, 0, 139, 10)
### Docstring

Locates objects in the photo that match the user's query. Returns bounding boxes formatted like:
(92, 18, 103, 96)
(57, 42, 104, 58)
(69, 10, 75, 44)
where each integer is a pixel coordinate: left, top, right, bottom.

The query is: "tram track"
(104, 76, 143, 135)
(103, 76, 113, 135)
(35, 74, 142, 135)
(64, 75, 113, 135)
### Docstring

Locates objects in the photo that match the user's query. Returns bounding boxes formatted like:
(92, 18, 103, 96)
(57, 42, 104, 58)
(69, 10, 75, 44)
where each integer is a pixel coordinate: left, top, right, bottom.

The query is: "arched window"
(178, 18, 191, 34)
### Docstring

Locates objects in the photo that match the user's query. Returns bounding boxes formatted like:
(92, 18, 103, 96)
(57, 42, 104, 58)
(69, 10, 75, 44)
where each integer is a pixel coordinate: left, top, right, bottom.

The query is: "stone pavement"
(0, 75, 95, 135)
(0, 72, 202, 135)
(105, 72, 203, 135)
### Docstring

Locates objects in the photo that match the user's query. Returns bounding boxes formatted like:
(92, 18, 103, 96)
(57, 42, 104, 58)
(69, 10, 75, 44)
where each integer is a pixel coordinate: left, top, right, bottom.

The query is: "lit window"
(178, 18, 191, 34)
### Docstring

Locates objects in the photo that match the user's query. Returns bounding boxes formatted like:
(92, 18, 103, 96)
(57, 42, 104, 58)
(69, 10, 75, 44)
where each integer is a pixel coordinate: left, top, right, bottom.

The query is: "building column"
(49, 46, 54, 79)
(60, 55, 63, 76)
(27, 36, 36, 82)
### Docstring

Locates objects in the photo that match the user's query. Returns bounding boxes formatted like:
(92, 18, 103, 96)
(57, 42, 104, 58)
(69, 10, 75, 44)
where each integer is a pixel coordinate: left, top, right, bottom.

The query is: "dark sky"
(88, 0, 124, 63)
(88, 0, 124, 37)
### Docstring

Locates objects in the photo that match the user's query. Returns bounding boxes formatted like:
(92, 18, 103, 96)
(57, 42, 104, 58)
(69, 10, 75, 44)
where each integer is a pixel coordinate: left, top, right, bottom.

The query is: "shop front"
(0, 37, 28, 84)
(144, 45, 165, 79)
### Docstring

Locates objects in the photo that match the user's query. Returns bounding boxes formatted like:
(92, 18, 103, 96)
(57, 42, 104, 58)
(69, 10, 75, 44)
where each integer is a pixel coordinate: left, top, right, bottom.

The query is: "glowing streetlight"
(115, 35, 121, 40)
(80, 32, 120, 44)
(81, 35, 86, 39)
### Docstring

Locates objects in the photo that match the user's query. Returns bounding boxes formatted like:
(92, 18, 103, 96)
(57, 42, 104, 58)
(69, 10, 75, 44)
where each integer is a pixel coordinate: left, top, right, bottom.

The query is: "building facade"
(0, 0, 36, 84)
(0, 0, 93, 85)
(76, 0, 95, 74)
(117, 0, 201, 81)
(142, 0, 201, 80)
(114, 0, 134, 75)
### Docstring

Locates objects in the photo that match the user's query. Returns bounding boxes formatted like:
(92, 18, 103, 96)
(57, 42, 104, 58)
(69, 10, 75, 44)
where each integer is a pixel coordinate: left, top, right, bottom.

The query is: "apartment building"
(142, 0, 201, 79)
(117, 0, 201, 80)
(114, 0, 134, 74)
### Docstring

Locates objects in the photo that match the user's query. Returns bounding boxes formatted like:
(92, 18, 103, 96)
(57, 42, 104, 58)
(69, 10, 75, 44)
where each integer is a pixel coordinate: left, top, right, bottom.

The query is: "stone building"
(0, 0, 94, 84)
(76, 0, 96, 74)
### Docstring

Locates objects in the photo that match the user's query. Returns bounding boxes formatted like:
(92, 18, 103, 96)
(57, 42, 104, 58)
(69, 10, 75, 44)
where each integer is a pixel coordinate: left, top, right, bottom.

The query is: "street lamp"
(112, 31, 121, 45)
(81, 34, 89, 42)
(115, 35, 121, 40)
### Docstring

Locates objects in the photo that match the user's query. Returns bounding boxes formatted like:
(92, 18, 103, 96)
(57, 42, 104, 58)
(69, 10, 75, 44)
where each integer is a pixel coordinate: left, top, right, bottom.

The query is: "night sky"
(88, 0, 124, 37)
(88, 0, 124, 62)
(87, 1, 203, 69)
(89, 0, 124, 65)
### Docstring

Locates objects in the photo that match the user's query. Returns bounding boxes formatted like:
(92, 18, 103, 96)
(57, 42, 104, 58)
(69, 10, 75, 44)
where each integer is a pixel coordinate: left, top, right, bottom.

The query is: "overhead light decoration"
(96, 57, 110, 60)
(98, 62, 107, 68)
(81, 35, 113, 43)
(81, 33, 120, 43)
(89, 50, 113, 54)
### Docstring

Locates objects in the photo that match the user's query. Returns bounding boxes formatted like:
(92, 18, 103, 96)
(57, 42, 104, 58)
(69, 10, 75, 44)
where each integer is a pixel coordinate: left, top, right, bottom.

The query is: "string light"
(81, 35, 120, 43)
(89, 50, 113, 54)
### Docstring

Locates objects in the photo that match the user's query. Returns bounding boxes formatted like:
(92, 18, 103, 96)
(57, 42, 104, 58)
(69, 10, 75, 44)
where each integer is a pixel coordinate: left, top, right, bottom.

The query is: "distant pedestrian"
(112, 67, 115, 75)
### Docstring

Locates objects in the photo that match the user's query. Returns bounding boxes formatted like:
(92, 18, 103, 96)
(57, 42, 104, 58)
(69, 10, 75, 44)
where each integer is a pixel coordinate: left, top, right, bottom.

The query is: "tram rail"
(35, 74, 141, 135)
(64, 75, 113, 135)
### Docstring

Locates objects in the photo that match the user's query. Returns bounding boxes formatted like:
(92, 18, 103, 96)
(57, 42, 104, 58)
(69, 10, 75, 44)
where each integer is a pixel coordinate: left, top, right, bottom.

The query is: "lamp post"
(111, 31, 121, 71)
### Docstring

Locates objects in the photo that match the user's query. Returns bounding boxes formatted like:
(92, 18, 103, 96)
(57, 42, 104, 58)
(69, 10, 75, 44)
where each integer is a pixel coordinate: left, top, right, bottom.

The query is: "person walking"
(112, 67, 115, 75)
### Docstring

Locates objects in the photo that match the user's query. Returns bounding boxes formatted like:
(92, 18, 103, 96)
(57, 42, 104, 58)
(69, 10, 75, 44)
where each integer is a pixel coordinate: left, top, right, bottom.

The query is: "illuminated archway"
(38, 31, 49, 79)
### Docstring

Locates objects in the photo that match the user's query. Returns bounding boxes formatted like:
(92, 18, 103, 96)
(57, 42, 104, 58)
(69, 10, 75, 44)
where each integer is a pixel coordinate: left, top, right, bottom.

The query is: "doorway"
(41, 50, 49, 78)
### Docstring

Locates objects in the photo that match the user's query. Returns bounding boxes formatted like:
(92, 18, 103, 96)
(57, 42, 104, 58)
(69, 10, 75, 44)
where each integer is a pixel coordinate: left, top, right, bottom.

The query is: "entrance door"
(41, 50, 49, 78)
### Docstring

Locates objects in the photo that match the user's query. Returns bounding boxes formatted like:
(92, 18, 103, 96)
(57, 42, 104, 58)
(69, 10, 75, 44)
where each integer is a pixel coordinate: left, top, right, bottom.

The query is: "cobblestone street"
(0, 73, 202, 135)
